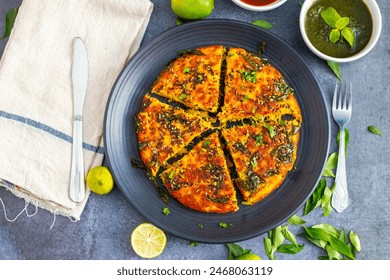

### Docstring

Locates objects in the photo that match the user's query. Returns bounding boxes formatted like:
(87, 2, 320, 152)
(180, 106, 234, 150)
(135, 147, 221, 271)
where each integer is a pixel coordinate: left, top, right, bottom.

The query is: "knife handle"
(69, 116, 85, 202)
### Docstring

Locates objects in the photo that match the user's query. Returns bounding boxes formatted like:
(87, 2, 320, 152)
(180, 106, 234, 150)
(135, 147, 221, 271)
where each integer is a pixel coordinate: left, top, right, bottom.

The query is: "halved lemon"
(130, 223, 167, 259)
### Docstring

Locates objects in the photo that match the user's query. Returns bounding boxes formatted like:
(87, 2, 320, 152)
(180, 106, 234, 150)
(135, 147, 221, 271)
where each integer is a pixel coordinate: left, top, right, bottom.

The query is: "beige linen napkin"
(0, 0, 153, 220)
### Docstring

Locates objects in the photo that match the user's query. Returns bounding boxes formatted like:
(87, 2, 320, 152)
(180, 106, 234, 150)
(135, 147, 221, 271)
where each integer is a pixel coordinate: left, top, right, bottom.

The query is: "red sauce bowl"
(231, 0, 287, 11)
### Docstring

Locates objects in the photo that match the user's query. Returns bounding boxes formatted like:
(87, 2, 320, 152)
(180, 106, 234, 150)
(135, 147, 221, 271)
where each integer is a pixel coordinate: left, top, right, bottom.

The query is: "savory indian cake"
(218, 47, 300, 124)
(160, 132, 239, 213)
(135, 95, 212, 176)
(135, 45, 302, 212)
(151, 45, 225, 113)
(221, 118, 300, 205)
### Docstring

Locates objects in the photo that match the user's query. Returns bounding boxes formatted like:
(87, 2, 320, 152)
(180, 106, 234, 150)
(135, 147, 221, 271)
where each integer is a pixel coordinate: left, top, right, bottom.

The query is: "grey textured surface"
(0, 0, 389, 260)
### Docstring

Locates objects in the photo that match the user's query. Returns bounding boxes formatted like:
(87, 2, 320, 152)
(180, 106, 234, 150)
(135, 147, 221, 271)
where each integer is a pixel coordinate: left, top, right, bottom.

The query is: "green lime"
(236, 253, 261, 260)
(130, 223, 167, 259)
(171, 0, 214, 20)
(86, 166, 114, 195)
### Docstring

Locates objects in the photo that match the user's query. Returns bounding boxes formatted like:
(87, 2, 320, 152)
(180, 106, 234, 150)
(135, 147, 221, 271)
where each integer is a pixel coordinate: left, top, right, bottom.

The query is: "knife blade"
(69, 37, 88, 203)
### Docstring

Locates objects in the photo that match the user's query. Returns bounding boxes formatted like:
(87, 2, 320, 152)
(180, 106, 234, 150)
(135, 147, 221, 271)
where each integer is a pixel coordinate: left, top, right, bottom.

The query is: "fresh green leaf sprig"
(368, 125, 382, 137)
(252, 20, 273, 30)
(264, 225, 304, 260)
(321, 7, 355, 48)
(304, 129, 349, 217)
(1, 8, 18, 40)
(327, 60, 342, 81)
(299, 223, 361, 260)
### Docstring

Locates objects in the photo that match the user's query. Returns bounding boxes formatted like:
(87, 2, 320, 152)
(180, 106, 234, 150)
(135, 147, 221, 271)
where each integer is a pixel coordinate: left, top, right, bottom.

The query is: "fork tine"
(347, 81, 352, 110)
(333, 82, 338, 109)
(342, 82, 348, 109)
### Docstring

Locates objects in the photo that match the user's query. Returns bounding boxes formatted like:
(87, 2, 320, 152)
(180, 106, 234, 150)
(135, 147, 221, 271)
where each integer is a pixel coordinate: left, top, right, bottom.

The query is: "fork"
(331, 81, 352, 213)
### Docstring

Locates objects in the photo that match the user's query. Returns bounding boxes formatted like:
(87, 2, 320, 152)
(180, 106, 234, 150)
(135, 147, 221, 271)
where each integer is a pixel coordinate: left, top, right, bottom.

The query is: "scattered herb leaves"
(189, 241, 199, 247)
(321, 7, 355, 48)
(252, 20, 273, 30)
(287, 214, 306, 225)
(264, 225, 303, 260)
(1, 8, 18, 40)
(300, 224, 361, 260)
(327, 60, 342, 81)
(162, 207, 170, 215)
(368, 125, 382, 137)
(219, 222, 233, 228)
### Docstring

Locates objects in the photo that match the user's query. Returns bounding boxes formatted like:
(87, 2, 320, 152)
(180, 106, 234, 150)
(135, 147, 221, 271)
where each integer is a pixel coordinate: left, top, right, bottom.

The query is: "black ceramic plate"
(104, 19, 330, 243)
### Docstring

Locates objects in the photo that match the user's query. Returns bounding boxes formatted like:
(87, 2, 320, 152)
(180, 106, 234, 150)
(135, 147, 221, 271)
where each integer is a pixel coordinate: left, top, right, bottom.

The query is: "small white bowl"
(231, 0, 287, 12)
(299, 0, 382, 63)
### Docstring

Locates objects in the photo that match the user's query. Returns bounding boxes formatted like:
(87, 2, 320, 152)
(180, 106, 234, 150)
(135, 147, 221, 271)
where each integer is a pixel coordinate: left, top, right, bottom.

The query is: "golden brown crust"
(221, 119, 300, 205)
(136, 95, 212, 176)
(218, 47, 301, 124)
(151, 45, 225, 113)
(160, 132, 239, 213)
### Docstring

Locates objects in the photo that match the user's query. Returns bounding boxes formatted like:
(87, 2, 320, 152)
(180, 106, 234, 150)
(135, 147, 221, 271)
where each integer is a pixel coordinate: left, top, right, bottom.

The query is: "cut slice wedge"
(136, 95, 213, 176)
(130, 222, 167, 259)
(160, 132, 239, 213)
(151, 45, 225, 113)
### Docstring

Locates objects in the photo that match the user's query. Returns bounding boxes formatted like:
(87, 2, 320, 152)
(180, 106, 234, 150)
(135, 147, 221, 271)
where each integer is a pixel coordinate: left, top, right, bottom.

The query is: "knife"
(69, 37, 88, 203)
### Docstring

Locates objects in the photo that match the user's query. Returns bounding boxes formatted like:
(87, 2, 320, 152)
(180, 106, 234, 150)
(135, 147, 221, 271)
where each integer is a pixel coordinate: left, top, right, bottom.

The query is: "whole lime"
(171, 0, 214, 20)
(236, 253, 261, 260)
(86, 166, 114, 195)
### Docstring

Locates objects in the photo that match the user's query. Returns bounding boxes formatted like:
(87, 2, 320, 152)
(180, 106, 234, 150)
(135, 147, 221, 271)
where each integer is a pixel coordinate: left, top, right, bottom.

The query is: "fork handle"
(331, 128, 349, 212)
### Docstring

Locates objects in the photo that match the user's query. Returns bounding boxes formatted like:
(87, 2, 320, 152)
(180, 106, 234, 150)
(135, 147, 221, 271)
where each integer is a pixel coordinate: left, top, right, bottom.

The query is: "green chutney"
(305, 0, 373, 58)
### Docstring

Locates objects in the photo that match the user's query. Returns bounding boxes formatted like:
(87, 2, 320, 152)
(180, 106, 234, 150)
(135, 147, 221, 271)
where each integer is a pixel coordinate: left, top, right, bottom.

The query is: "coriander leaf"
(329, 29, 340, 43)
(287, 214, 306, 225)
(320, 7, 341, 28)
(162, 207, 170, 215)
(227, 243, 248, 258)
(252, 20, 273, 30)
(350, 230, 361, 251)
(323, 152, 338, 177)
(1, 8, 18, 40)
(281, 226, 298, 247)
(312, 223, 340, 239)
(271, 226, 285, 248)
(329, 235, 354, 259)
(327, 60, 342, 81)
(325, 243, 341, 260)
(263, 123, 276, 138)
(189, 241, 198, 247)
(264, 237, 275, 260)
(335, 17, 350, 30)
(321, 187, 333, 216)
(277, 244, 304, 254)
(304, 178, 326, 215)
(368, 125, 382, 137)
(341, 26, 355, 47)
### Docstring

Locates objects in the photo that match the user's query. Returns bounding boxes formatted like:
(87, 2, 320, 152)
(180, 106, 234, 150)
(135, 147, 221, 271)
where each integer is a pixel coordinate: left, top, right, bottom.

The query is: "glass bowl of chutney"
(299, 0, 382, 63)
(231, 0, 287, 12)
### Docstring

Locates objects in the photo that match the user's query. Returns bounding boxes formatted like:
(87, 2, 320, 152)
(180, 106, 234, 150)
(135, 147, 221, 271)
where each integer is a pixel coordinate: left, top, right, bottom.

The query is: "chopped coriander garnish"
(198, 224, 204, 229)
(264, 123, 276, 138)
(240, 70, 257, 83)
(179, 93, 187, 100)
(189, 241, 199, 247)
(202, 139, 211, 148)
(162, 207, 170, 215)
(168, 170, 175, 179)
(255, 135, 263, 146)
(183, 67, 190, 73)
(219, 222, 233, 228)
